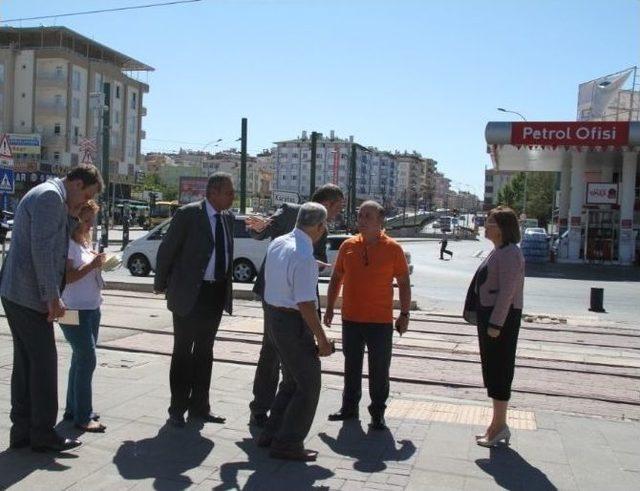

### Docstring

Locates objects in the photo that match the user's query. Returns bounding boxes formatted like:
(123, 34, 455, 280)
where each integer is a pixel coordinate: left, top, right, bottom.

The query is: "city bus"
(147, 200, 180, 229)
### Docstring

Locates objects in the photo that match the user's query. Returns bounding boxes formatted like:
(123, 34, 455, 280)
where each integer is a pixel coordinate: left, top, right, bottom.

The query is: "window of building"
(128, 121, 135, 134)
(0, 65, 4, 84)
(72, 70, 81, 91)
(114, 110, 120, 124)
(292, 153, 298, 159)
(131, 92, 137, 110)
(73, 126, 79, 145)
(54, 94, 63, 106)
(302, 152, 308, 159)
(71, 153, 78, 165)
(116, 85, 120, 99)
(281, 175, 287, 181)
(53, 151, 60, 162)
(72, 98, 80, 118)
(292, 175, 297, 181)
(55, 66, 64, 79)
(54, 123, 61, 135)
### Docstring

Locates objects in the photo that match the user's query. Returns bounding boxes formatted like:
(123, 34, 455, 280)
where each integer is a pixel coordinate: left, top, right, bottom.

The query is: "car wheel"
(233, 258, 256, 283)
(128, 254, 151, 277)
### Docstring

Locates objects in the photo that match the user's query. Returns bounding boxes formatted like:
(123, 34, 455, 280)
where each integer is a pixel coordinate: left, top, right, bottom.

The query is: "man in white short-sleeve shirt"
(259, 202, 333, 462)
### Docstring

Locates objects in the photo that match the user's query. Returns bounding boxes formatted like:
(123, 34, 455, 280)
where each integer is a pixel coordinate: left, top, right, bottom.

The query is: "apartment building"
(395, 152, 437, 208)
(483, 168, 516, 210)
(274, 131, 397, 206)
(0, 26, 151, 198)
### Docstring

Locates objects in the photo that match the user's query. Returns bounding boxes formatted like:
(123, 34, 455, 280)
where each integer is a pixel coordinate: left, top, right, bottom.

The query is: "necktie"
(214, 214, 226, 281)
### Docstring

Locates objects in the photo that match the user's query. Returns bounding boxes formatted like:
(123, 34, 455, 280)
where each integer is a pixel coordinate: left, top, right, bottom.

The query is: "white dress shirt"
(264, 228, 318, 310)
(203, 200, 229, 281)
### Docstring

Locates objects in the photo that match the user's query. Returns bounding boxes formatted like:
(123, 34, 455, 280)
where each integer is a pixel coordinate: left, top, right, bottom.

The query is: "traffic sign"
(0, 134, 12, 159)
(0, 167, 14, 194)
(272, 190, 300, 206)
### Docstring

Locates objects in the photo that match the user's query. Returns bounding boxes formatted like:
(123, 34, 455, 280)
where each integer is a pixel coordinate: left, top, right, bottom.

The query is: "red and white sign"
(511, 122, 629, 147)
(586, 183, 618, 204)
(0, 134, 13, 159)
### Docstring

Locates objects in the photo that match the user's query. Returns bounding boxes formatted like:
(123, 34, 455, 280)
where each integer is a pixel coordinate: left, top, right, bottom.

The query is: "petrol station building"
(485, 121, 639, 265)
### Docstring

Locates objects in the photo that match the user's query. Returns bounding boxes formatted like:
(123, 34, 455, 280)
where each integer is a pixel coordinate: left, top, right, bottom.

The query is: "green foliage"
(134, 173, 178, 201)
(496, 171, 557, 225)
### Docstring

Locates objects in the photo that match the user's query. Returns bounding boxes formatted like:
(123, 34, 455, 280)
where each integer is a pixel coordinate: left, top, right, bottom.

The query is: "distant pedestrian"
(324, 200, 412, 431)
(463, 206, 524, 447)
(0, 165, 103, 452)
(154, 173, 235, 428)
(439, 234, 453, 260)
(257, 202, 334, 461)
(60, 200, 107, 433)
(245, 184, 344, 428)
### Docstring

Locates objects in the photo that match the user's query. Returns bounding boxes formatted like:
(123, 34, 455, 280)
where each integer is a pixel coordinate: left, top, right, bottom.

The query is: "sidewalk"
(1, 336, 639, 490)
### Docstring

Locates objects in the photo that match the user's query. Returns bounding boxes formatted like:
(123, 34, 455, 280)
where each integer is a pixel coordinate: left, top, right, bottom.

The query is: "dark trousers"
(440, 247, 453, 259)
(249, 306, 280, 416)
(169, 281, 225, 417)
(341, 320, 393, 418)
(477, 307, 521, 401)
(60, 309, 101, 425)
(250, 288, 321, 417)
(263, 305, 321, 451)
(2, 297, 59, 445)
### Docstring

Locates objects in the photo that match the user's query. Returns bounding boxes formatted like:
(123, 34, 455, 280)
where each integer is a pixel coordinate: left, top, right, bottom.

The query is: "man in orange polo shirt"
(324, 200, 411, 430)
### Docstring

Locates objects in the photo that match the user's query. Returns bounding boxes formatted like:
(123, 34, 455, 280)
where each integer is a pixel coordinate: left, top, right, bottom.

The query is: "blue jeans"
(60, 309, 101, 425)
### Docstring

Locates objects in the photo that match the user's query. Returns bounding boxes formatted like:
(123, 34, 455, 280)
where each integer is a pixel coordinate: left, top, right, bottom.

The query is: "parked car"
(524, 227, 549, 239)
(319, 234, 414, 277)
(122, 215, 269, 282)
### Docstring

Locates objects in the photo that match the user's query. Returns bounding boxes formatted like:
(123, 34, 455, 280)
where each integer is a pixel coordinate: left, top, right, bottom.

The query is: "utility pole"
(240, 117, 247, 214)
(348, 143, 357, 231)
(100, 82, 111, 252)
(309, 131, 318, 198)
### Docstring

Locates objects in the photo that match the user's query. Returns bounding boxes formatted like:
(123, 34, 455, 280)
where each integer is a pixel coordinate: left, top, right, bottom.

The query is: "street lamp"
(497, 107, 527, 122)
(497, 107, 529, 215)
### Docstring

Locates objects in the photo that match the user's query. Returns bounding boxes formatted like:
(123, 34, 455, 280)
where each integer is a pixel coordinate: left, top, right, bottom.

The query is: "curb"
(104, 281, 418, 310)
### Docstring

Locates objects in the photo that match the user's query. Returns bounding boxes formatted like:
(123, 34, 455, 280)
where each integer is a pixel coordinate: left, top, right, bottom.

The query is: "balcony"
(140, 106, 147, 117)
(140, 130, 146, 139)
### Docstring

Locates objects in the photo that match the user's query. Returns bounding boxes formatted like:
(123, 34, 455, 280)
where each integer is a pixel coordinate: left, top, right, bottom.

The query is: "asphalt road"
(403, 235, 640, 324)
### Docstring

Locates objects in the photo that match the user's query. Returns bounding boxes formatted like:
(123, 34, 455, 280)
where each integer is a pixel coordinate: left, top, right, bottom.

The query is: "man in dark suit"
(245, 184, 344, 426)
(0, 165, 103, 452)
(154, 173, 235, 427)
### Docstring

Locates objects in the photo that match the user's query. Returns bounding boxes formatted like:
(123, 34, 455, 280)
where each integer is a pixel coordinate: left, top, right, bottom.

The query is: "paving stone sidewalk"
(0, 339, 639, 490)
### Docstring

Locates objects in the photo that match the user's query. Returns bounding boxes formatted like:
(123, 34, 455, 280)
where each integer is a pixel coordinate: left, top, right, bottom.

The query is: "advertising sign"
(7, 134, 41, 155)
(586, 183, 618, 204)
(179, 176, 209, 204)
(511, 122, 629, 147)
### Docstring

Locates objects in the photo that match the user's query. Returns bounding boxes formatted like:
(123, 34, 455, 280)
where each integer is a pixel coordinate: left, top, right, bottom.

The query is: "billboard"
(577, 67, 636, 121)
(7, 133, 41, 155)
(586, 183, 618, 205)
(179, 176, 209, 204)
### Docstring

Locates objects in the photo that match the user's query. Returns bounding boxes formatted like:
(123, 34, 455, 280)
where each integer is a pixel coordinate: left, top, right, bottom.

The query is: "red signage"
(511, 122, 629, 147)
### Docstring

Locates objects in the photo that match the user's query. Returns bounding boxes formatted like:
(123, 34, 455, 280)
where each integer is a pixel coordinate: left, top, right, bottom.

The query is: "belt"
(266, 304, 299, 314)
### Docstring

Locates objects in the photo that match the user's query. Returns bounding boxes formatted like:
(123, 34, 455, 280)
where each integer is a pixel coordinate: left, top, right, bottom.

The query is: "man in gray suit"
(0, 165, 103, 452)
(154, 173, 235, 428)
(245, 184, 344, 426)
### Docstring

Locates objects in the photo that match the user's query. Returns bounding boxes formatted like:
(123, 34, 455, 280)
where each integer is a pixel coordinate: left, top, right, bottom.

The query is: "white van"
(122, 215, 269, 283)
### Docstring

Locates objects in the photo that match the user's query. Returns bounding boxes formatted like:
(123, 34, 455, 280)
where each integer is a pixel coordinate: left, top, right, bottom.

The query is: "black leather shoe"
(32, 437, 81, 453)
(191, 412, 226, 424)
(328, 409, 359, 422)
(249, 413, 268, 427)
(168, 414, 186, 428)
(63, 411, 100, 422)
(369, 416, 387, 431)
(9, 437, 30, 449)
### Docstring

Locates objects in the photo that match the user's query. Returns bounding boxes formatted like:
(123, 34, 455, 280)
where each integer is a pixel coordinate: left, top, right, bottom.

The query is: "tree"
(134, 173, 178, 201)
(496, 171, 556, 226)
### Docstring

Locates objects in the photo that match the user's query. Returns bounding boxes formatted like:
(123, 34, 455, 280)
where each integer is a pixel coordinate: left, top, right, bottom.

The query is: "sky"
(2, 0, 639, 195)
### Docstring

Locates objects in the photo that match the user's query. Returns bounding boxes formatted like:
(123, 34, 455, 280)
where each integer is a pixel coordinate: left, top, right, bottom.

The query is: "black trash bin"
(589, 288, 605, 313)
